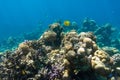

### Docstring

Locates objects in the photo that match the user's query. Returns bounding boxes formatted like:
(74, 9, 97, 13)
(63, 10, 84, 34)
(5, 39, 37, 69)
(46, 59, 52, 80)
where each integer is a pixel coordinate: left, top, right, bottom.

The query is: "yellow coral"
(91, 50, 111, 76)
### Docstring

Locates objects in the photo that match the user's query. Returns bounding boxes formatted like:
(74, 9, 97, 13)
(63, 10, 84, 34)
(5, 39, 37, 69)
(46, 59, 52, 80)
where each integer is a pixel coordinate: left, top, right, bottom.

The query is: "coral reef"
(94, 23, 115, 47)
(81, 17, 98, 32)
(40, 22, 63, 47)
(91, 50, 111, 76)
(102, 47, 120, 56)
(81, 18, 119, 49)
(0, 26, 44, 52)
(112, 53, 120, 67)
(111, 39, 120, 50)
(0, 18, 119, 53)
(0, 21, 120, 80)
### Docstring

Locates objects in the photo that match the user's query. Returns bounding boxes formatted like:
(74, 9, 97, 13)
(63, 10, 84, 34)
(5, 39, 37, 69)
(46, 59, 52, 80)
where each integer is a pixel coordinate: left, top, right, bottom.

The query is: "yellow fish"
(63, 20, 71, 26)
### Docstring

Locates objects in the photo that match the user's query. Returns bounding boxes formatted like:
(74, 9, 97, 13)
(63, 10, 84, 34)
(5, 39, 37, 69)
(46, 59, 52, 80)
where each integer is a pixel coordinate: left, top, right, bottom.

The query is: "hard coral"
(0, 21, 120, 80)
(42, 31, 57, 42)
(112, 53, 120, 67)
(61, 30, 98, 77)
(91, 50, 111, 76)
(18, 42, 29, 52)
(82, 18, 98, 32)
(42, 22, 63, 47)
(94, 23, 115, 47)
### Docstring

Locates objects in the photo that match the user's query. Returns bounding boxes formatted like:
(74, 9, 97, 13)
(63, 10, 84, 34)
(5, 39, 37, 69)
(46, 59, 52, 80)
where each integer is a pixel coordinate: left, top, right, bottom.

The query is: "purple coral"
(48, 64, 64, 79)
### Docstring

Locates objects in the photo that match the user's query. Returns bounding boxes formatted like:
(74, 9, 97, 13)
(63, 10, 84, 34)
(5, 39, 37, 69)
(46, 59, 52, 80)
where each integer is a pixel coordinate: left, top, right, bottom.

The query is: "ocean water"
(0, 1, 120, 80)
(0, 0, 120, 39)
(0, 0, 120, 51)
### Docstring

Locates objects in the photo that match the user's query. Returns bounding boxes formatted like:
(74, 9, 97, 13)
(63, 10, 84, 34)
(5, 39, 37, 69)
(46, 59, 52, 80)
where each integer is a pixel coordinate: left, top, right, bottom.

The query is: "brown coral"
(0, 22, 119, 80)
(91, 50, 111, 76)
(42, 31, 57, 42)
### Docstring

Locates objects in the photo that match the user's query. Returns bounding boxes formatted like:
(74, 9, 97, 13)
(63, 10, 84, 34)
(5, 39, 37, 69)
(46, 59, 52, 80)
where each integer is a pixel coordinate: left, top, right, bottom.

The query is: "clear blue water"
(0, 0, 120, 40)
(0, 1, 120, 79)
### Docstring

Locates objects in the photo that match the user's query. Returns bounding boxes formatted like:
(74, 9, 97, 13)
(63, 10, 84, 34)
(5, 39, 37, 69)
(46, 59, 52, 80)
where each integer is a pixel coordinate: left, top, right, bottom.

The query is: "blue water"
(0, 0, 120, 39)
(0, 1, 120, 79)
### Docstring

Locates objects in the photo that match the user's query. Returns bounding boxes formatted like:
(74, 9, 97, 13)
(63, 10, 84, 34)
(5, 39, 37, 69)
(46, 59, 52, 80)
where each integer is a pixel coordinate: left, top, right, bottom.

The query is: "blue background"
(0, 0, 120, 39)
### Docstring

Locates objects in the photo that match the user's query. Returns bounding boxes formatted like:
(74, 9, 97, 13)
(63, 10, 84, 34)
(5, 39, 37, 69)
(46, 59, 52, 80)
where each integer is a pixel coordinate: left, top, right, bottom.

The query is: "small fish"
(63, 20, 71, 26)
